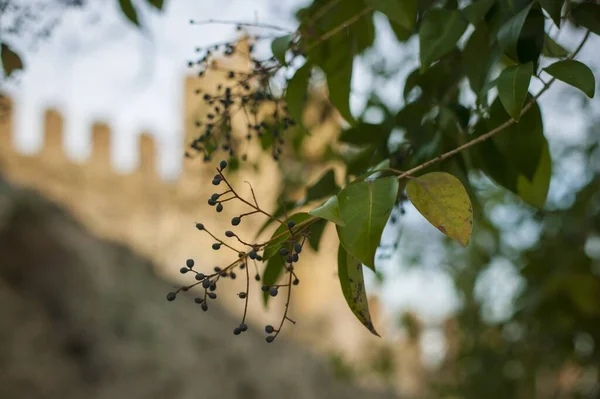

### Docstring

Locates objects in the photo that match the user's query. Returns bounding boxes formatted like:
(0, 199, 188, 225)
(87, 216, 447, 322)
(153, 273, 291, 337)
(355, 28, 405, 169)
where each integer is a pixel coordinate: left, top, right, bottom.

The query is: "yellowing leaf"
(406, 172, 473, 247)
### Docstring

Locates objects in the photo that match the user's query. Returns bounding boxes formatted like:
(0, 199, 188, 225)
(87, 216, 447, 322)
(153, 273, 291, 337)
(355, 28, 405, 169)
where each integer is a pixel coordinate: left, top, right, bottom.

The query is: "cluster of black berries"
(184, 23, 299, 164)
(166, 160, 313, 342)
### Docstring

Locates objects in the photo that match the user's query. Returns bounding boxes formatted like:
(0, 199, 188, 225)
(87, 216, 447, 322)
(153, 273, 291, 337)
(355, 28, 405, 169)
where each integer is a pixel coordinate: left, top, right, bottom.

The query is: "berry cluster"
(166, 160, 315, 342)
(185, 22, 299, 164)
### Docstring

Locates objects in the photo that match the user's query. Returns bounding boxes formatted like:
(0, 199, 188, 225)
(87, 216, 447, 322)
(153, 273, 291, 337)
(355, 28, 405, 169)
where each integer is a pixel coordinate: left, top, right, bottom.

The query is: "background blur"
(1, 0, 600, 398)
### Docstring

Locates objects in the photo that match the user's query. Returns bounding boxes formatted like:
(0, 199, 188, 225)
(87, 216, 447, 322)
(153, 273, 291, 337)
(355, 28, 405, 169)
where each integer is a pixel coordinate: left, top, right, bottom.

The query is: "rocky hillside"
(0, 176, 398, 399)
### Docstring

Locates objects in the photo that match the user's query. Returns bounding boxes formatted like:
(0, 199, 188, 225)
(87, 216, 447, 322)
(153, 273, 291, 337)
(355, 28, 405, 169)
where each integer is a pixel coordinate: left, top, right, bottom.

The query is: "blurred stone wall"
(0, 64, 428, 396)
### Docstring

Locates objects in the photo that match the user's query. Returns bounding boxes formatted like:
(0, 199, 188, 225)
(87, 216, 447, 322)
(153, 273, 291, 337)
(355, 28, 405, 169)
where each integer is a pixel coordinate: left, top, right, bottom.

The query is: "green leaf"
(285, 63, 312, 128)
(146, 0, 165, 10)
(515, 6, 545, 67)
(0, 43, 24, 77)
(271, 35, 292, 66)
(262, 254, 285, 306)
(306, 169, 340, 202)
(571, 3, 600, 36)
(462, 0, 495, 25)
(322, 54, 354, 125)
(419, 9, 468, 71)
(406, 172, 473, 247)
(496, 62, 533, 120)
(485, 98, 544, 181)
(538, 0, 563, 27)
(263, 213, 313, 260)
(365, 0, 417, 31)
(543, 60, 596, 98)
(340, 123, 389, 145)
(336, 177, 399, 270)
(516, 140, 551, 208)
(464, 24, 502, 95)
(542, 34, 569, 58)
(309, 196, 346, 226)
(497, 3, 532, 57)
(338, 246, 380, 336)
(354, 159, 391, 183)
(119, 0, 140, 26)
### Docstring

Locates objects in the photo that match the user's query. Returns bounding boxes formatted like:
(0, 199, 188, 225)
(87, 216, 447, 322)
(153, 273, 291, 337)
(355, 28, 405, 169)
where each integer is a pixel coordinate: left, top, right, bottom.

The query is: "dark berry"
(240, 323, 248, 332)
(216, 203, 223, 212)
(225, 230, 234, 237)
(212, 179, 221, 186)
(214, 266, 222, 272)
(210, 283, 217, 291)
(249, 250, 257, 259)
(194, 297, 204, 304)
(287, 256, 294, 264)
(294, 243, 302, 253)
(292, 253, 299, 262)
(265, 325, 274, 334)
(196, 273, 206, 281)
(256, 255, 263, 261)
(229, 272, 237, 279)
(255, 274, 261, 281)
(233, 327, 241, 335)
(266, 336, 274, 343)
(201, 302, 208, 311)
(287, 221, 295, 229)
(293, 278, 300, 286)
(210, 193, 220, 201)
(196, 223, 205, 230)
(261, 285, 269, 292)
(269, 287, 278, 297)
(180, 267, 189, 274)
(212, 243, 221, 250)
(186, 259, 195, 268)
(208, 292, 217, 299)
(220, 160, 228, 170)
(231, 217, 241, 226)
(279, 248, 289, 256)
(239, 292, 247, 299)
(166, 292, 177, 301)
(202, 279, 211, 289)
(208, 198, 217, 206)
